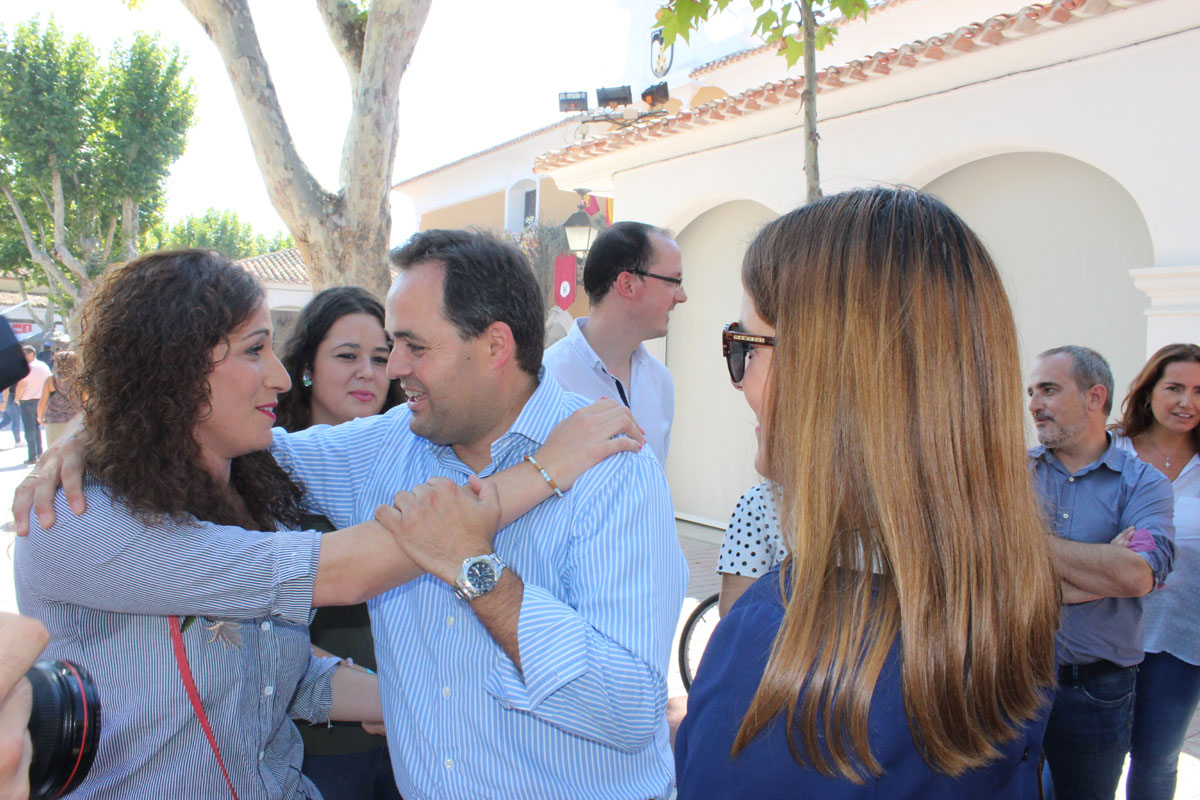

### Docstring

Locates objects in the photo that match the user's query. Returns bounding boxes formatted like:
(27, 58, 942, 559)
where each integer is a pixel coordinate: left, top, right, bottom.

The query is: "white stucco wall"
(923, 152, 1155, 404)
(544, 1, 1199, 524)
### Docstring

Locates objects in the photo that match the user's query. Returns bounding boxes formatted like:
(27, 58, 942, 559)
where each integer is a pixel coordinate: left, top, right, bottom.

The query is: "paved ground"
(4, 438, 1200, 796)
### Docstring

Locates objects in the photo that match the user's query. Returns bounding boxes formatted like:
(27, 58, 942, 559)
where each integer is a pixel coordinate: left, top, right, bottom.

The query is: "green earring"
(302, 374, 312, 388)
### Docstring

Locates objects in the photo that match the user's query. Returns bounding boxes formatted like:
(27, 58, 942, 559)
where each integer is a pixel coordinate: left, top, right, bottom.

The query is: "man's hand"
(0, 613, 50, 800)
(535, 399, 645, 490)
(374, 476, 502, 585)
(12, 417, 87, 536)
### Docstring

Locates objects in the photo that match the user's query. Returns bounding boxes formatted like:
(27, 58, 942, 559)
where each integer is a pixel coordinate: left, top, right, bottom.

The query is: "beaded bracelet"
(524, 454, 564, 499)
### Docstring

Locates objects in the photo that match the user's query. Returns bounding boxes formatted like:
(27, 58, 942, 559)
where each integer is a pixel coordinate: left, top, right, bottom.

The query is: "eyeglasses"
(631, 270, 684, 289)
(722, 321, 775, 383)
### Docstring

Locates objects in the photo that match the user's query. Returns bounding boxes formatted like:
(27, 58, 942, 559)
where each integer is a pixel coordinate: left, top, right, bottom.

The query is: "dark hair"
(388, 229, 543, 377)
(274, 286, 405, 433)
(1038, 345, 1115, 416)
(1117, 343, 1200, 445)
(582, 221, 672, 304)
(78, 249, 305, 530)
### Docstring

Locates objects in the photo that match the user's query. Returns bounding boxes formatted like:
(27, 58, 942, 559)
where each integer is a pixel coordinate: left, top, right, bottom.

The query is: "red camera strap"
(168, 616, 240, 800)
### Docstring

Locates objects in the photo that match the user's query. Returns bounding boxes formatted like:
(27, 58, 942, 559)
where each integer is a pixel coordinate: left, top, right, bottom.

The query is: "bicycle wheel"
(678, 592, 720, 692)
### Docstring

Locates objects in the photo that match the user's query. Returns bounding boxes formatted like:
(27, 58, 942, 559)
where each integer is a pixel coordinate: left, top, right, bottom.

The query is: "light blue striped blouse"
(272, 374, 688, 800)
(15, 478, 339, 799)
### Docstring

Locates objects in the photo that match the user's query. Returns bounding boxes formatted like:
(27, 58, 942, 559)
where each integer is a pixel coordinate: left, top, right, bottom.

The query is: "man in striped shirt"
(271, 230, 687, 799)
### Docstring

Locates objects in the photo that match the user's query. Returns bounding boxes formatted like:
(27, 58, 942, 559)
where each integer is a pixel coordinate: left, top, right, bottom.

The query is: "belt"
(1056, 659, 1135, 685)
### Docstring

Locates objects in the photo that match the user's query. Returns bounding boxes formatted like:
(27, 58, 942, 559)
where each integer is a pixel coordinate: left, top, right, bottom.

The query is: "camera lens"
(26, 659, 101, 800)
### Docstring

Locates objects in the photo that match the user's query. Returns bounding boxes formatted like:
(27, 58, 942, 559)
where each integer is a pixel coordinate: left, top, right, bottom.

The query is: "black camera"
(26, 659, 100, 799)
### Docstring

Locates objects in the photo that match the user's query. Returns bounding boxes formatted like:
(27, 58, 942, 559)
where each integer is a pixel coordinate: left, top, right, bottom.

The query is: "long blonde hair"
(734, 187, 1058, 780)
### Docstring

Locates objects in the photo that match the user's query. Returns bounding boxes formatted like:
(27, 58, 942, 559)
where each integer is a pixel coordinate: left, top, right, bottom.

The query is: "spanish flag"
(584, 194, 613, 226)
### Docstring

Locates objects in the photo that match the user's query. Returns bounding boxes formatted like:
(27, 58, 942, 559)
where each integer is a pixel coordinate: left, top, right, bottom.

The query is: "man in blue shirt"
(543, 222, 685, 465)
(1028, 345, 1175, 800)
(272, 230, 687, 799)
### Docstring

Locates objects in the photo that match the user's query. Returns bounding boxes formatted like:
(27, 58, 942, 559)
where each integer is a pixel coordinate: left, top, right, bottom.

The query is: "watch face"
(466, 559, 497, 593)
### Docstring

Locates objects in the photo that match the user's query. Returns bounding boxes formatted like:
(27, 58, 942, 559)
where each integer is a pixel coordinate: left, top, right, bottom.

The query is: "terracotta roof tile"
(535, 0, 1153, 174)
(236, 248, 310, 285)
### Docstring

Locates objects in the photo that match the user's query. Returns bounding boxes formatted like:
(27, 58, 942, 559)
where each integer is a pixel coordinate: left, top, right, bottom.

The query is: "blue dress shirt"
(1029, 433, 1176, 666)
(271, 374, 687, 800)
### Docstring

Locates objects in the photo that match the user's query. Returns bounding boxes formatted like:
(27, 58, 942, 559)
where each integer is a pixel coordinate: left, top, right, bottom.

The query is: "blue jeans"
(1126, 651, 1200, 800)
(1042, 661, 1137, 800)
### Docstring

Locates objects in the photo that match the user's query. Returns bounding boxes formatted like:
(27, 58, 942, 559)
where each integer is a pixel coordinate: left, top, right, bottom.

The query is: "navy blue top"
(675, 567, 1049, 799)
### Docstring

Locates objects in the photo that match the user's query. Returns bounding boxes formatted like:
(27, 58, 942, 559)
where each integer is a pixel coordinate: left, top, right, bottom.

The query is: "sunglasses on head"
(722, 322, 776, 384)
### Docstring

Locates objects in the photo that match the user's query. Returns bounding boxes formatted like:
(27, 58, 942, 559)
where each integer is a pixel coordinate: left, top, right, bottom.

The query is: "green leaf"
(782, 33, 806, 68)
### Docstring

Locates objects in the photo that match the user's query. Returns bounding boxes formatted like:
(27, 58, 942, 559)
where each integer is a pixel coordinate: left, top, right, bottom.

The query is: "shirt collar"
(425, 368, 564, 472)
(1030, 431, 1124, 476)
(565, 316, 651, 375)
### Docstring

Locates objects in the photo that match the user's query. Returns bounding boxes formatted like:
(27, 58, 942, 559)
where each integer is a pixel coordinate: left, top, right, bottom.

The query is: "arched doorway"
(923, 152, 1154, 401)
(667, 199, 777, 529)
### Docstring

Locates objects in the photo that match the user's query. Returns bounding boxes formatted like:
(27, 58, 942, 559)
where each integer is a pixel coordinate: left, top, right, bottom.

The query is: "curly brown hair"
(78, 249, 305, 530)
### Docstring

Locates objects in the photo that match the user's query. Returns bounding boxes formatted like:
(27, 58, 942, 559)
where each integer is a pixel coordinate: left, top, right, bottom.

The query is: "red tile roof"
(535, 0, 1152, 174)
(236, 248, 311, 285)
(0, 292, 48, 308)
(688, 0, 920, 79)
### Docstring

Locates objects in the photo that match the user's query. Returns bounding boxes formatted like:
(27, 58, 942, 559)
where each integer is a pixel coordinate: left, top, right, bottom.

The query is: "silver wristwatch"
(453, 553, 507, 601)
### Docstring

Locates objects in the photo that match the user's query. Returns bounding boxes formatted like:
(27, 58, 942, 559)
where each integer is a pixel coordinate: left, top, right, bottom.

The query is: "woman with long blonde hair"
(675, 187, 1060, 797)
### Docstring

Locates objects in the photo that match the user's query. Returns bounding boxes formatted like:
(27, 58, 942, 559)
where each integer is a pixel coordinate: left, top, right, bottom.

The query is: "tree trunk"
(181, 0, 431, 299)
(120, 198, 140, 262)
(800, 0, 822, 203)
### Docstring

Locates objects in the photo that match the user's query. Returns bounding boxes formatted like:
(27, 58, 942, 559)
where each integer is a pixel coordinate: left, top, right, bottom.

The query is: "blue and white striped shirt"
(16, 478, 339, 799)
(272, 374, 687, 800)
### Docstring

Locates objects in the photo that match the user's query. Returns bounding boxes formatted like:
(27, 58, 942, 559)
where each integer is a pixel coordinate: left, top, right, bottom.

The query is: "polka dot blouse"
(717, 482, 785, 577)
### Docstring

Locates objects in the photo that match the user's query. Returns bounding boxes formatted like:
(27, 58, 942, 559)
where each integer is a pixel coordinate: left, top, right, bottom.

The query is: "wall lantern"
(563, 189, 600, 255)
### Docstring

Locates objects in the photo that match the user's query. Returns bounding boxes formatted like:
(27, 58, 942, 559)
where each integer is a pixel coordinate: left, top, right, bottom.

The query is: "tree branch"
(2, 184, 81, 303)
(339, 0, 431, 212)
(315, 0, 365, 95)
(181, 0, 331, 233)
(48, 161, 93, 291)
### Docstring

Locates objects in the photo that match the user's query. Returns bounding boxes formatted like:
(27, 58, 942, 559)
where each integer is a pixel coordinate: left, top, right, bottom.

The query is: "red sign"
(553, 254, 577, 310)
(9, 322, 32, 334)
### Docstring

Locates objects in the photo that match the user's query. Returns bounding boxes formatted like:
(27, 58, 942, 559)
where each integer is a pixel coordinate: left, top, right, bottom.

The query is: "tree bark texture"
(181, 0, 432, 298)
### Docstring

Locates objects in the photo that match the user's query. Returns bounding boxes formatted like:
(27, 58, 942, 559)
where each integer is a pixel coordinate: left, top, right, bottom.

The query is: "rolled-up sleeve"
(484, 455, 687, 753)
(288, 653, 341, 723)
(1122, 469, 1176, 585)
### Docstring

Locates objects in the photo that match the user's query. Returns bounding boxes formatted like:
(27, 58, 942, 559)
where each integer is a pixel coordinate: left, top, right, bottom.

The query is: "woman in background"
(1115, 343, 1200, 800)
(276, 286, 405, 800)
(675, 187, 1059, 798)
(38, 349, 83, 446)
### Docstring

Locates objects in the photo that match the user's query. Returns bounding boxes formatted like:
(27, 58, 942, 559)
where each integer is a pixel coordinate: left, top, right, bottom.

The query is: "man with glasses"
(543, 221, 686, 465)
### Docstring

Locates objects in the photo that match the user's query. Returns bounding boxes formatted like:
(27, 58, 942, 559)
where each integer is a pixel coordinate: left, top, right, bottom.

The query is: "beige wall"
(923, 152, 1154, 415)
(666, 199, 777, 527)
(538, 177, 584, 226)
(419, 190, 504, 232)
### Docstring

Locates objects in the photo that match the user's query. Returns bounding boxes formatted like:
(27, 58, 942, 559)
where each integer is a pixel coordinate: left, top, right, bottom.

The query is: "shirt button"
(446, 616, 455, 627)
(258, 751, 264, 761)
(260, 621, 270, 631)
(1063, 513, 1070, 519)
(1068, 477, 1075, 482)
(444, 758, 454, 769)
(442, 686, 451, 697)
(263, 685, 274, 697)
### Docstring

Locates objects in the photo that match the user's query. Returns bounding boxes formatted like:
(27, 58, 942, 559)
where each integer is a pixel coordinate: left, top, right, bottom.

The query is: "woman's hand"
(13, 416, 87, 536)
(533, 399, 645, 491)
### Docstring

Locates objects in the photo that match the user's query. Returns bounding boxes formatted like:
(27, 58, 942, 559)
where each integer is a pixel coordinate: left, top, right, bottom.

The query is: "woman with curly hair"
(675, 188, 1059, 798)
(14, 249, 634, 798)
(275, 287, 404, 800)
